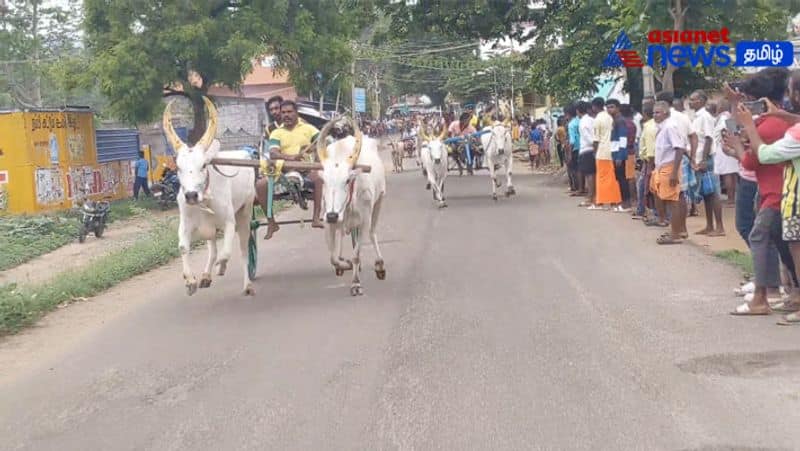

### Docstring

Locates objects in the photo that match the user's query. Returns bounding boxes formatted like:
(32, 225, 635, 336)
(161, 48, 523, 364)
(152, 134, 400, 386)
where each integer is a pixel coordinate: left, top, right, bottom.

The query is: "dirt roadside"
(0, 210, 174, 286)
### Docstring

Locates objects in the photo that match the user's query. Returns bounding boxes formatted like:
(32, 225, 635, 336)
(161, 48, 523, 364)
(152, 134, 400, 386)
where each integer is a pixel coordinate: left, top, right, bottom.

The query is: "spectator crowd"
(552, 67, 800, 325)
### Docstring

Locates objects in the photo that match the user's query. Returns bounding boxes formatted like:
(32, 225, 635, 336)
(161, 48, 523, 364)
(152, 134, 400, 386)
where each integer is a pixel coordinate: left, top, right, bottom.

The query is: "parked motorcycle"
(78, 198, 110, 243)
(151, 165, 180, 209)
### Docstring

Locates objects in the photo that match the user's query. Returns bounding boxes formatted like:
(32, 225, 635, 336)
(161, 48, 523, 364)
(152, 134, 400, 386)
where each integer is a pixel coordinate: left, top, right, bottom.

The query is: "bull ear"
(203, 139, 221, 164)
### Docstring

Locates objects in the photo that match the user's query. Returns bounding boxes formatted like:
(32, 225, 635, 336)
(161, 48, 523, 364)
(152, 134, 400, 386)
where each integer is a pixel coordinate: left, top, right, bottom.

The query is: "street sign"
(353, 87, 367, 113)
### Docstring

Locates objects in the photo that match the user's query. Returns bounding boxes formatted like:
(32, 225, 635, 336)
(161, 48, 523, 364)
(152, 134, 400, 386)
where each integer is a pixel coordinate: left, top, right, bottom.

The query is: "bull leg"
(216, 218, 236, 276)
(327, 225, 351, 275)
(350, 226, 365, 296)
(371, 194, 386, 280)
(236, 205, 255, 295)
(506, 158, 515, 196)
(179, 221, 198, 296)
(199, 240, 217, 288)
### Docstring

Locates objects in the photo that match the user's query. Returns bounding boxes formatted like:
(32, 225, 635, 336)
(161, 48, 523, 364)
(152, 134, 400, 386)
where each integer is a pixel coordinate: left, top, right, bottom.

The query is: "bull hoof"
(507, 186, 516, 196)
(243, 284, 256, 296)
(216, 260, 228, 276)
(375, 269, 386, 280)
(350, 285, 364, 296)
(438, 201, 447, 209)
(492, 194, 498, 201)
(199, 273, 212, 288)
(335, 268, 345, 276)
(186, 281, 198, 296)
(426, 182, 431, 190)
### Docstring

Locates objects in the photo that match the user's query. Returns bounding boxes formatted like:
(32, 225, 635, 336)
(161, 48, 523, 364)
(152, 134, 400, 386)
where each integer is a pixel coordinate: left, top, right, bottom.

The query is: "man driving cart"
(256, 100, 324, 239)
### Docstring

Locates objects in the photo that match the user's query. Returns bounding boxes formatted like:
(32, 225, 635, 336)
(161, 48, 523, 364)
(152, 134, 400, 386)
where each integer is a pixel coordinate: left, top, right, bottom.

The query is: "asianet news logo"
(602, 29, 793, 68)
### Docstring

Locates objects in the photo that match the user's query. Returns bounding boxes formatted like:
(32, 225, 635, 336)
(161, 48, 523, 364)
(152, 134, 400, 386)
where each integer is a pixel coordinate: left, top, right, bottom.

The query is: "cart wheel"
(247, 229, 257, 281)
(94, 224, 105, 238)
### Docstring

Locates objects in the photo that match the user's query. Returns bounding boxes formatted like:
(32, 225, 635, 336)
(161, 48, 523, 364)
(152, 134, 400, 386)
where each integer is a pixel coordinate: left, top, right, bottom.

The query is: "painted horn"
(197, 96, 218, 148)
(348, 116, 363, 166)
(162, 100, 187, 152)
(316, 119, 337, 162)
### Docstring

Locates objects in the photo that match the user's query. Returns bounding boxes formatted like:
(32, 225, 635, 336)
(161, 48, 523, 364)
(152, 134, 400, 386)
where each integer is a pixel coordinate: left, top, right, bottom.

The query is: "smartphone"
(743, 100, 767, 115)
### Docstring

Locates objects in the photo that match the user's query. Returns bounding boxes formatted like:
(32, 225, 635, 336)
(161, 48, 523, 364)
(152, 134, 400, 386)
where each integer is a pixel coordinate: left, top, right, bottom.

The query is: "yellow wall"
(0, 111, 134, 214)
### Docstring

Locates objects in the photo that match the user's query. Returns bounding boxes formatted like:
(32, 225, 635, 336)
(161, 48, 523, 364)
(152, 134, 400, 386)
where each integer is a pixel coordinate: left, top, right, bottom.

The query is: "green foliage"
(0, 0, 83, 108)
(81, 0, 377, 125)
(715, 249, 754, 277)
(377, 0, 799, 107)
(0, 215, 78, 271)
(0, 217, 180, 335)
(0, 197, 161, 272)
(378, 0, 534, 41)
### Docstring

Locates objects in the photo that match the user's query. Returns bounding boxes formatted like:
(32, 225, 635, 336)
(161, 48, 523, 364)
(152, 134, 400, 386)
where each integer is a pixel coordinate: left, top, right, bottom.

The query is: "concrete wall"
(139, 96, 268, 158)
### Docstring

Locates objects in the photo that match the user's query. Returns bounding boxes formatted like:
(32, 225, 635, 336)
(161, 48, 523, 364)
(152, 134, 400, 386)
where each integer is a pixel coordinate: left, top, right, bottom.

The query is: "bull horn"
(316, 119, 337, 162)
(162, 100, 187, 152)
(347, 116, 363, 166)
(197, 96, 218, 148)
(438, 125, 447, 140)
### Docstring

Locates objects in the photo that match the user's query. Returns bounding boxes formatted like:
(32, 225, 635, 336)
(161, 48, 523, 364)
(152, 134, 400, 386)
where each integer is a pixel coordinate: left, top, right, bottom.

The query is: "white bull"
(420, 127, 449, 208)
(163, 97, 256, 296)
(318, 120, 387, 296)
(480, 123, 516, 200)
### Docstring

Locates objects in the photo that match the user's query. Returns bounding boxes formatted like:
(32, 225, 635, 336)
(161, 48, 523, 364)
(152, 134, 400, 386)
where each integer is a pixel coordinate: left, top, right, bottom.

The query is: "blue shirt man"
(133, 153, 151, 199)
(568, 116, 580, 154)
(529, 127, 543, 146)
(135, 156, 149, 178)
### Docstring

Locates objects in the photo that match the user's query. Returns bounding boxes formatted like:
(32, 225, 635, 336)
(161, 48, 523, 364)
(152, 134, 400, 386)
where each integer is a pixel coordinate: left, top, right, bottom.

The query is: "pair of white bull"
(162, 97, 386, 297)
(419, 123, 515, 207)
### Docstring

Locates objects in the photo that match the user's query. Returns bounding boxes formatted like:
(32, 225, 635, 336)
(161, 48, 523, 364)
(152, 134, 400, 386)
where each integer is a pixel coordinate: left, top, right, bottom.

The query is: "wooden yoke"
(209, 158, 372, 173)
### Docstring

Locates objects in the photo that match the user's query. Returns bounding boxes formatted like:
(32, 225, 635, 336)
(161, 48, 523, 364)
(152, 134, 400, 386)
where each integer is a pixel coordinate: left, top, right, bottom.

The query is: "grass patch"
(715, 249, 753, 277)
(0, 217, 180, 335)
(0, 201, 292, 335)
(0, 197, 165, 272)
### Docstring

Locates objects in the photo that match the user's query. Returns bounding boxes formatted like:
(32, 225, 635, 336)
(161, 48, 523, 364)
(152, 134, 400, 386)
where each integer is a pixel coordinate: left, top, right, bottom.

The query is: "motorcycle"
(151, 165, 180, 209)
(78, 198, 110, 243)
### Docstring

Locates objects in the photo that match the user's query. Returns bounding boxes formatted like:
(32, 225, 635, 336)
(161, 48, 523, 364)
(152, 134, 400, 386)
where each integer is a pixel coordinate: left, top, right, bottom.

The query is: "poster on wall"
(35, 168, 65, 205)
(49, 132, 59, 166)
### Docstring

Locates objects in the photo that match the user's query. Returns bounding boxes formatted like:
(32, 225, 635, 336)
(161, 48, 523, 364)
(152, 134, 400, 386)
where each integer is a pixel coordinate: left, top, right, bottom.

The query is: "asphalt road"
(2, 154, 800, 451)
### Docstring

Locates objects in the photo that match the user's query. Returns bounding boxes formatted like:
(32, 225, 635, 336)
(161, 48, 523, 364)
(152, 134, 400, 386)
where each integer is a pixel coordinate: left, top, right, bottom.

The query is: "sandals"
(644, 219, 669, 227)
(777, 312, 800, 325)
(656, 234, 683, 245)
(730, 302, 771, 316)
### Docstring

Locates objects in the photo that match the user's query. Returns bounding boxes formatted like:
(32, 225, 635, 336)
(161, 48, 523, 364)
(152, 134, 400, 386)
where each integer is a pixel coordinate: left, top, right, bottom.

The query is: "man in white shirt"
(712, 99, 739, 206)
(658, 91, 696, 216)
(689, 89, 725, 236)
(577, 101, 597, 207)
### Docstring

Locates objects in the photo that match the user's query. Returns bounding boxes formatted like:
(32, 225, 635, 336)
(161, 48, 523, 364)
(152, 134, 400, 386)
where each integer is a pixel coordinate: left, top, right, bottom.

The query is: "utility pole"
(351, 42, 357, 117)
(510, 65, 515, 119)
(374, 69, 380, 120)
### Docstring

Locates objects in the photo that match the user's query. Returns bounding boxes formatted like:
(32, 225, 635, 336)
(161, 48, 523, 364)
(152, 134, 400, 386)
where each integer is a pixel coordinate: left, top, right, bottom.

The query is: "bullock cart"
(209, 157, 372, 281)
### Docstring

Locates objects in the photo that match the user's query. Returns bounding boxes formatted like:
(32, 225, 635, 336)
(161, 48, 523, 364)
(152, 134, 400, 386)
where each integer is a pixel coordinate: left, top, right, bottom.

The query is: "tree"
(0, 0, 82, 108)
(82, 0, 375, 142)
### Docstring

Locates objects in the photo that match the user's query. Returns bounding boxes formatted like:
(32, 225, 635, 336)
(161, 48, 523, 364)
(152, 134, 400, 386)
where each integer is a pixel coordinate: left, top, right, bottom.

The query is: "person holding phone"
(722, 68, 796, 316)
(738, 70, 800, 323)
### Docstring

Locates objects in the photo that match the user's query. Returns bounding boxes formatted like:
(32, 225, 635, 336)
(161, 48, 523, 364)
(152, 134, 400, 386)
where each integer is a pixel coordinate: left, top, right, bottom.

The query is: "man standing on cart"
(257, 100, 324, 239)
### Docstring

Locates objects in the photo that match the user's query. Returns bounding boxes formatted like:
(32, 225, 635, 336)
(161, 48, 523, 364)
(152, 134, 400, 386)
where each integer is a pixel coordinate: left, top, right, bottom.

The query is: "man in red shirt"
(723, 68, 798, 315)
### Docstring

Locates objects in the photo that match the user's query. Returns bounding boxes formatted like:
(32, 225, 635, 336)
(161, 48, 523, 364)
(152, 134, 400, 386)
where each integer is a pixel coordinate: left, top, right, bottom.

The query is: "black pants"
(614, 161, 630, 203)
(556, 143, 565, 167)
(134, 176, 151, 199)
